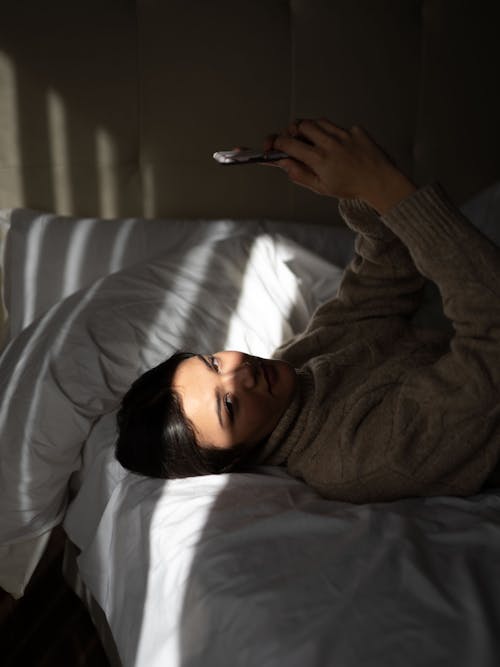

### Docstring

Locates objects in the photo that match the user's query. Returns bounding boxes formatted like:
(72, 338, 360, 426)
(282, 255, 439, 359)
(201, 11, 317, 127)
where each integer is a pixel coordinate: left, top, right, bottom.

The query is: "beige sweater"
(257, 184, 500, 503)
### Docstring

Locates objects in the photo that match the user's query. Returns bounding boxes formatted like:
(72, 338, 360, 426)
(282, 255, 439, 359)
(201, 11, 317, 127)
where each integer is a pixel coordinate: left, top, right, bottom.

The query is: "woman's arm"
(341, 185, 500, 502)
(267, 119, 500, 497)
(265, 120, 427, 356)
(382, 182, 500, 405)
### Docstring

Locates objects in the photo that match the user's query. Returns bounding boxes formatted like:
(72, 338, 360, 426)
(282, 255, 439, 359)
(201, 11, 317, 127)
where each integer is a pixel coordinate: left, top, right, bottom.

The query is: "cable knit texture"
(256, 184, 500, 503)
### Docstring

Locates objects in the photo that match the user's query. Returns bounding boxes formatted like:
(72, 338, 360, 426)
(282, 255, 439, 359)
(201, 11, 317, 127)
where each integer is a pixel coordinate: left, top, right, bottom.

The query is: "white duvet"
(72, 459, 500, 667)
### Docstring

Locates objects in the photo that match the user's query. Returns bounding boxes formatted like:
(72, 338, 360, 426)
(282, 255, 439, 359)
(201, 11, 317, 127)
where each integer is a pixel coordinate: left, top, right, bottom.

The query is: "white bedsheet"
(72, 469, 500, 667)
(64, 413, 500, 667)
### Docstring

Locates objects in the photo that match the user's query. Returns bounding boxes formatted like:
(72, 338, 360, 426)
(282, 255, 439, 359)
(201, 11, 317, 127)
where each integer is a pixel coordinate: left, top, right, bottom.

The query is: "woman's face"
(172, 351, 297, 450)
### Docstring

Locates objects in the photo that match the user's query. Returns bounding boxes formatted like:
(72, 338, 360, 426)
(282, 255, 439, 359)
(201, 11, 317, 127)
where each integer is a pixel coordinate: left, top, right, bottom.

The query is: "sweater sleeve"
(349, 183, 500, 501)
(274, 196, 427, 365)
(293, 184, 500, 504)
(334, 197, 427, 323)
(382, 183, 500, 393)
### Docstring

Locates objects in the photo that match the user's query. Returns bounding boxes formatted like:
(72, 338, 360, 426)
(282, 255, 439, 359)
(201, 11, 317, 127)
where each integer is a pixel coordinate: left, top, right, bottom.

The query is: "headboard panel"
(0, 0, 499, 222)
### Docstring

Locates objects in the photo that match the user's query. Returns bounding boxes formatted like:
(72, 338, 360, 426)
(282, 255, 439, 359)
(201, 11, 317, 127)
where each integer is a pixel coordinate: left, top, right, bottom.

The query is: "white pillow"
(0, 230, 342, 552)
(2, 208, 355, 342)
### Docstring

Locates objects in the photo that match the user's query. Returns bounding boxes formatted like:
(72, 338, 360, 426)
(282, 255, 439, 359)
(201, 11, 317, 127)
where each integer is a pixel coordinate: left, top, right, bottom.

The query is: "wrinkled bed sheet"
(67, 418, 500, 667)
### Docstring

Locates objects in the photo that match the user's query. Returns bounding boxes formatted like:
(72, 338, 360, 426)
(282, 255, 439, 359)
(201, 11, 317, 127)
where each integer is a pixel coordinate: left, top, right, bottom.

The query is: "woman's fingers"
(278, 158, 322, 194)
(261, 129, 292, 167)
(287, 119, 304, 137)
(263, 134, 277, 152)
(314, 118, 350, 141)
(273, 133, 319, 167)
(292, 119, 334, 148)
(262, 120, 328, 187)
(264, 123, 297, 152)
(267, 117, 348, 154)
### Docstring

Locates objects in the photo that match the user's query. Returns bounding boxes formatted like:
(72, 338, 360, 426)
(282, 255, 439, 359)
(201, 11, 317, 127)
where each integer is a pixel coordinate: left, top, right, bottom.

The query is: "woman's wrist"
(361, 167, 417, 215)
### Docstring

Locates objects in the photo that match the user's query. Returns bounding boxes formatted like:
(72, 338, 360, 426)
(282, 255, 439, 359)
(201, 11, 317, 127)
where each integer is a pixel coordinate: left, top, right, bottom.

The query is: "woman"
(116, 119, 500, 503)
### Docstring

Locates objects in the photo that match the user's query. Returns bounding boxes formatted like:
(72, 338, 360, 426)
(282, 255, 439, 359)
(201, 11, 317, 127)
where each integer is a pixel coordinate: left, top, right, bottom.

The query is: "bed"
(1, 2, 500, 666)
(1, 184, 500, 666)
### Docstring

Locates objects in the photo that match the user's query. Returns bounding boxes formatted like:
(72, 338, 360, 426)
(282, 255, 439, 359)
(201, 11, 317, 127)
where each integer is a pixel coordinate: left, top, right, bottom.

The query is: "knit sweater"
(257, 183, 500, 503)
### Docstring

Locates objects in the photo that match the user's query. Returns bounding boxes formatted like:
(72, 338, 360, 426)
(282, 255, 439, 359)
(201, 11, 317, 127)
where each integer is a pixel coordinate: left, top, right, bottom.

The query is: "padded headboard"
(0, 0, 499, 223)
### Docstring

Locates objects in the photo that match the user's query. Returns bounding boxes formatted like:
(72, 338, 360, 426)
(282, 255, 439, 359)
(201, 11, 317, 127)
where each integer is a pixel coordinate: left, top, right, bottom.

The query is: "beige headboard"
(0, 0, 499, 224)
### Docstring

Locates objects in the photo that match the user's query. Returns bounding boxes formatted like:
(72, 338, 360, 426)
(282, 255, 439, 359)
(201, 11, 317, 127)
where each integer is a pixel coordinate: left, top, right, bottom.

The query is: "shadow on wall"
(3, 1, 500, 223)
(0, 1, 141, 219)
(0, 1, 297, 223)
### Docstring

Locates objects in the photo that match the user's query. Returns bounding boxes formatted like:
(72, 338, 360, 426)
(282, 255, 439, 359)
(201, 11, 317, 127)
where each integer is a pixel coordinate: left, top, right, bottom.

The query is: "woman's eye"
(224, 393, 234, 421)
(209, 355, 220, 372)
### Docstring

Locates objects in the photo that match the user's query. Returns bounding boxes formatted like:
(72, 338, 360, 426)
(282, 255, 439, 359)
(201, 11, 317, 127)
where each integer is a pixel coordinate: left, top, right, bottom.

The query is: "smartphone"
(213, 148, 288, 165)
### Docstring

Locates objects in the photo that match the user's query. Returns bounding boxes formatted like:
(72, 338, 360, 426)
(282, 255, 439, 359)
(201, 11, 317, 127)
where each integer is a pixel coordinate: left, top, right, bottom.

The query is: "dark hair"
(115, 351, 250, 479)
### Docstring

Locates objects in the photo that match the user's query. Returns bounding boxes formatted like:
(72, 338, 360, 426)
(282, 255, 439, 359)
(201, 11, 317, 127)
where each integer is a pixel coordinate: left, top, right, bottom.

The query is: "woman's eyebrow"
(196, 354, 211, 370)
(196, 355, 224, 427)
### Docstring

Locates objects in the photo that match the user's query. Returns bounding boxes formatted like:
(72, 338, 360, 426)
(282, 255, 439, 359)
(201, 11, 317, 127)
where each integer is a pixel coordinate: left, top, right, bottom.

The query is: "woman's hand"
(263, 118, 417, 214)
